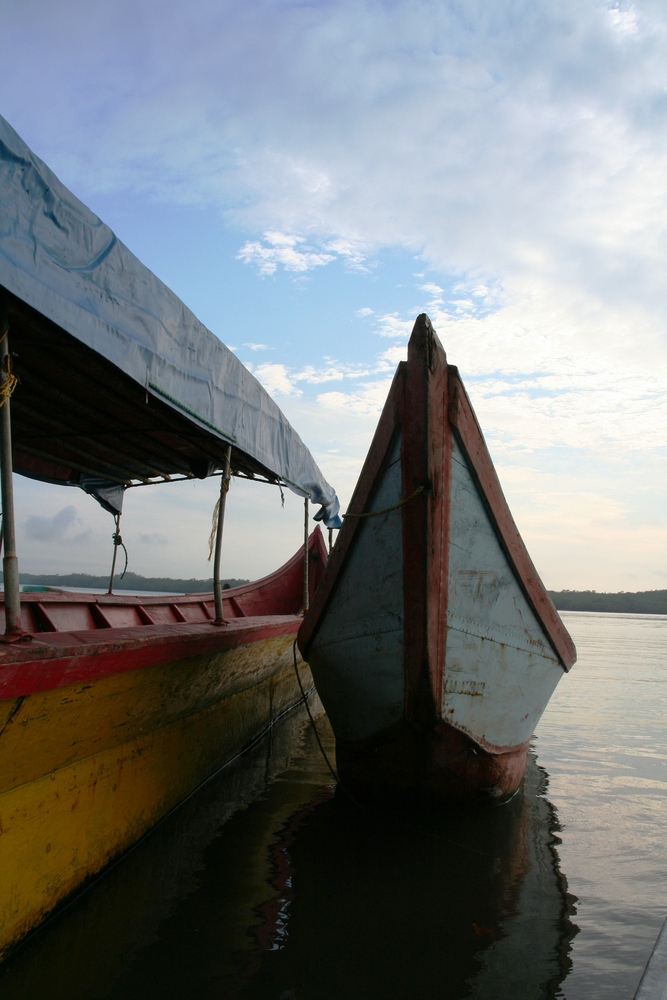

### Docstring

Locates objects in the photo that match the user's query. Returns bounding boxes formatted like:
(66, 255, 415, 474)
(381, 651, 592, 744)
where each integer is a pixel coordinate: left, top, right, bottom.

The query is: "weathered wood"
(444, 435, 563, 751)
(402, 316, 432, 725)
(298, 314, 576, 803)
(425, 318, 451, 718)
(634, 916, 667, 1000)
(305, 433, 405, 742)
(298, 368, 404, 655)
(0, 641, 312, 959)
(448, 366, 576, 670)
(303, 498, 310, 612)
(0, 528, 327, 958)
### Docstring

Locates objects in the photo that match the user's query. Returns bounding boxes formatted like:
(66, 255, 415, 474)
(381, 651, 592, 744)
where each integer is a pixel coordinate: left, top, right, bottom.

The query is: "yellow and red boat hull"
(0, 528, 328, 959)
(0, 616, 310, 958)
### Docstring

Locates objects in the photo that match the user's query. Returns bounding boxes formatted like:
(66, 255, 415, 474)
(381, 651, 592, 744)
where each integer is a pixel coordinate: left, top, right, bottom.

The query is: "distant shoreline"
(3, 571, 251, 594)
(548, 589, 667, 615)
(1, 573, 665, 614)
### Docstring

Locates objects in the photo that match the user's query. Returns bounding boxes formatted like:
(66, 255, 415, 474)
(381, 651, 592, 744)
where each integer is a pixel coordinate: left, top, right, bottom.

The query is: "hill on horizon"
(548, 589, 667, 615)
(9, 570, 250, 594)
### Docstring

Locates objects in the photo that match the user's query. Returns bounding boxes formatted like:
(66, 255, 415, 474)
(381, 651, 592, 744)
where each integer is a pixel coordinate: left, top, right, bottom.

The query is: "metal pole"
(328, 526, 333, 555)
(213, 444, 232, 625)
(108, 514, 120, 594)
(0, 313, 21, 638)
(303, 497, 309, 613)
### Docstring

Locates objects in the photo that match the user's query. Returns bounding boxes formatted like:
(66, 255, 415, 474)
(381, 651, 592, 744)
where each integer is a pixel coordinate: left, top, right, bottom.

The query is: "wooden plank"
(0, 617, 303, 700)
(634, 915, 667, 999)
(401, 315, 434, 724)
(425, 320, 451, 716)
(0, 648, 311, 959)
(448, 367, 576, 670)
(304, 432, 405, 743)
(298, 368, 405, 655)
(445, 435, 565, 750)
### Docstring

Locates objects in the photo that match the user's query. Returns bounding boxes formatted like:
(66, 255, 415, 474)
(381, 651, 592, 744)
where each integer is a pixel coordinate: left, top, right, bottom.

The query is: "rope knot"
(0, 354, 18, 409)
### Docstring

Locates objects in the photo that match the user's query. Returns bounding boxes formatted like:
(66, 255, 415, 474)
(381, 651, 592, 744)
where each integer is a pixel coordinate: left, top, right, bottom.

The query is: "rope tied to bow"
(207, 477, 230, 561)
(342, 483, 428, 520)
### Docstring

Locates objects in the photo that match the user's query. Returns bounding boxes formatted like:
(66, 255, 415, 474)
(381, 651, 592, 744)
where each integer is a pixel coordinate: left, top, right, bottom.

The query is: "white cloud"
(376, 314, 415, 339)
(7, 0, 665, 323)
(5, 0, 667, 359)
(294, 365, 345, 384)
(608, 4, 640, 36)
(379, 345, 408, 367)
(317, 379, 394, 417)
(243, 342, 270, 351)
(24, 505, 92, 545)
(252, 358, 376, 394)
(324, 238, 368, 270)
(237, 232, 334, 275)
(355, 307, 374, 317)
(252, 362, 302, 397)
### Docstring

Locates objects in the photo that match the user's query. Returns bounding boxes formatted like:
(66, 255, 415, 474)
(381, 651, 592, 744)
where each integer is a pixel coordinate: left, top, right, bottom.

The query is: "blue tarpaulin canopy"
(0, 115, 341, 526)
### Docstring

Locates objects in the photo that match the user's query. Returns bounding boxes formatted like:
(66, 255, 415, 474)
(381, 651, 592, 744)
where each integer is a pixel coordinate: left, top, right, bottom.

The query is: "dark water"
(1, 612, 665, 999)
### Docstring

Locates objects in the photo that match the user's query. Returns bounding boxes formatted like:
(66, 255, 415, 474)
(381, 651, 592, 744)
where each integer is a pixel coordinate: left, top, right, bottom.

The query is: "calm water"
(1, 611, 666, 999)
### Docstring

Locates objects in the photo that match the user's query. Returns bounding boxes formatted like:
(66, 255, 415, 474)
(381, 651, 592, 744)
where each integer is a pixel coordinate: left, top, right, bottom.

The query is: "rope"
(0, 354, 17, 410)
(292, 639, 340, 786)
(112, 522, 129, 579)
(207, 497, 221, 561)
(342, 483, 428, 520)
(207, 478, 230, 561)
(291, 639, 368, 810)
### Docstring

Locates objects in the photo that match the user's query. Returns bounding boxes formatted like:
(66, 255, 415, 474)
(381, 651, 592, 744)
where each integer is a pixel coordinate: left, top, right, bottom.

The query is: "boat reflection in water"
(0, 705, 577, 1000)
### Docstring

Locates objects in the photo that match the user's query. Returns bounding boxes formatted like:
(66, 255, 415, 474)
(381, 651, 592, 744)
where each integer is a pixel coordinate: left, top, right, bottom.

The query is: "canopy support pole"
(303, 497, 309, 613)
(0, 310, 22, 640)
(328, 527, 333, 555)
(213, 444, 232, 626)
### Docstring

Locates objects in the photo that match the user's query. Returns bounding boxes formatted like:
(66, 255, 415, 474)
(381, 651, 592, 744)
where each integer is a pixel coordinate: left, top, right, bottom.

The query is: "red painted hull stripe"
(0, 616, 302, 700)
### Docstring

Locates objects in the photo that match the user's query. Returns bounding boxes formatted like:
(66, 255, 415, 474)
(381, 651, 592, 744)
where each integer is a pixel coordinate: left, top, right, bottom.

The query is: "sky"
(1, 0, 666, 590)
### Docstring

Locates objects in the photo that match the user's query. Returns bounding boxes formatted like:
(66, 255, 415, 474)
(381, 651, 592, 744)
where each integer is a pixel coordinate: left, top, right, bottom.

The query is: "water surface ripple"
(535, 612, 667, 998)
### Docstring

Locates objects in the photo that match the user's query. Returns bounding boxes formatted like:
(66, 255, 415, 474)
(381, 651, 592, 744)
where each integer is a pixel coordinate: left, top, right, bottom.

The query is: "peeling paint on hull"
(0, 642, 310, 960)
(0, 532, 327, 960)
(299, 316, 576, 803)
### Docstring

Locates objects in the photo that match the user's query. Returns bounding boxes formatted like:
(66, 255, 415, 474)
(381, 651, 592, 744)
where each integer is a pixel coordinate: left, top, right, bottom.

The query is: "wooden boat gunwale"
(0, 528, 328, 700)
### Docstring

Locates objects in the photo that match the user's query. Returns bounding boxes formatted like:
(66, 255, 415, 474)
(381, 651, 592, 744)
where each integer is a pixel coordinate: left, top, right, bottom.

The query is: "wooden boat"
(0, 531, 327, 959)
(0, 114, 340, 958)
(299, 314, 577, 804)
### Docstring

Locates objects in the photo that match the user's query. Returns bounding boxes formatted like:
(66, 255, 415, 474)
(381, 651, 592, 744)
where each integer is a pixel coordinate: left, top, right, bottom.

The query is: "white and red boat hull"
(299, 316, 576, 803)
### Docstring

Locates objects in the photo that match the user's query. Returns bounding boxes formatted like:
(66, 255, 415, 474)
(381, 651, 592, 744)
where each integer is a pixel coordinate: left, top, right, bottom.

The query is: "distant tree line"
(4, 572, 666, 612)
(548, 589, 667, 615)
(10, 571, 250, 593)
